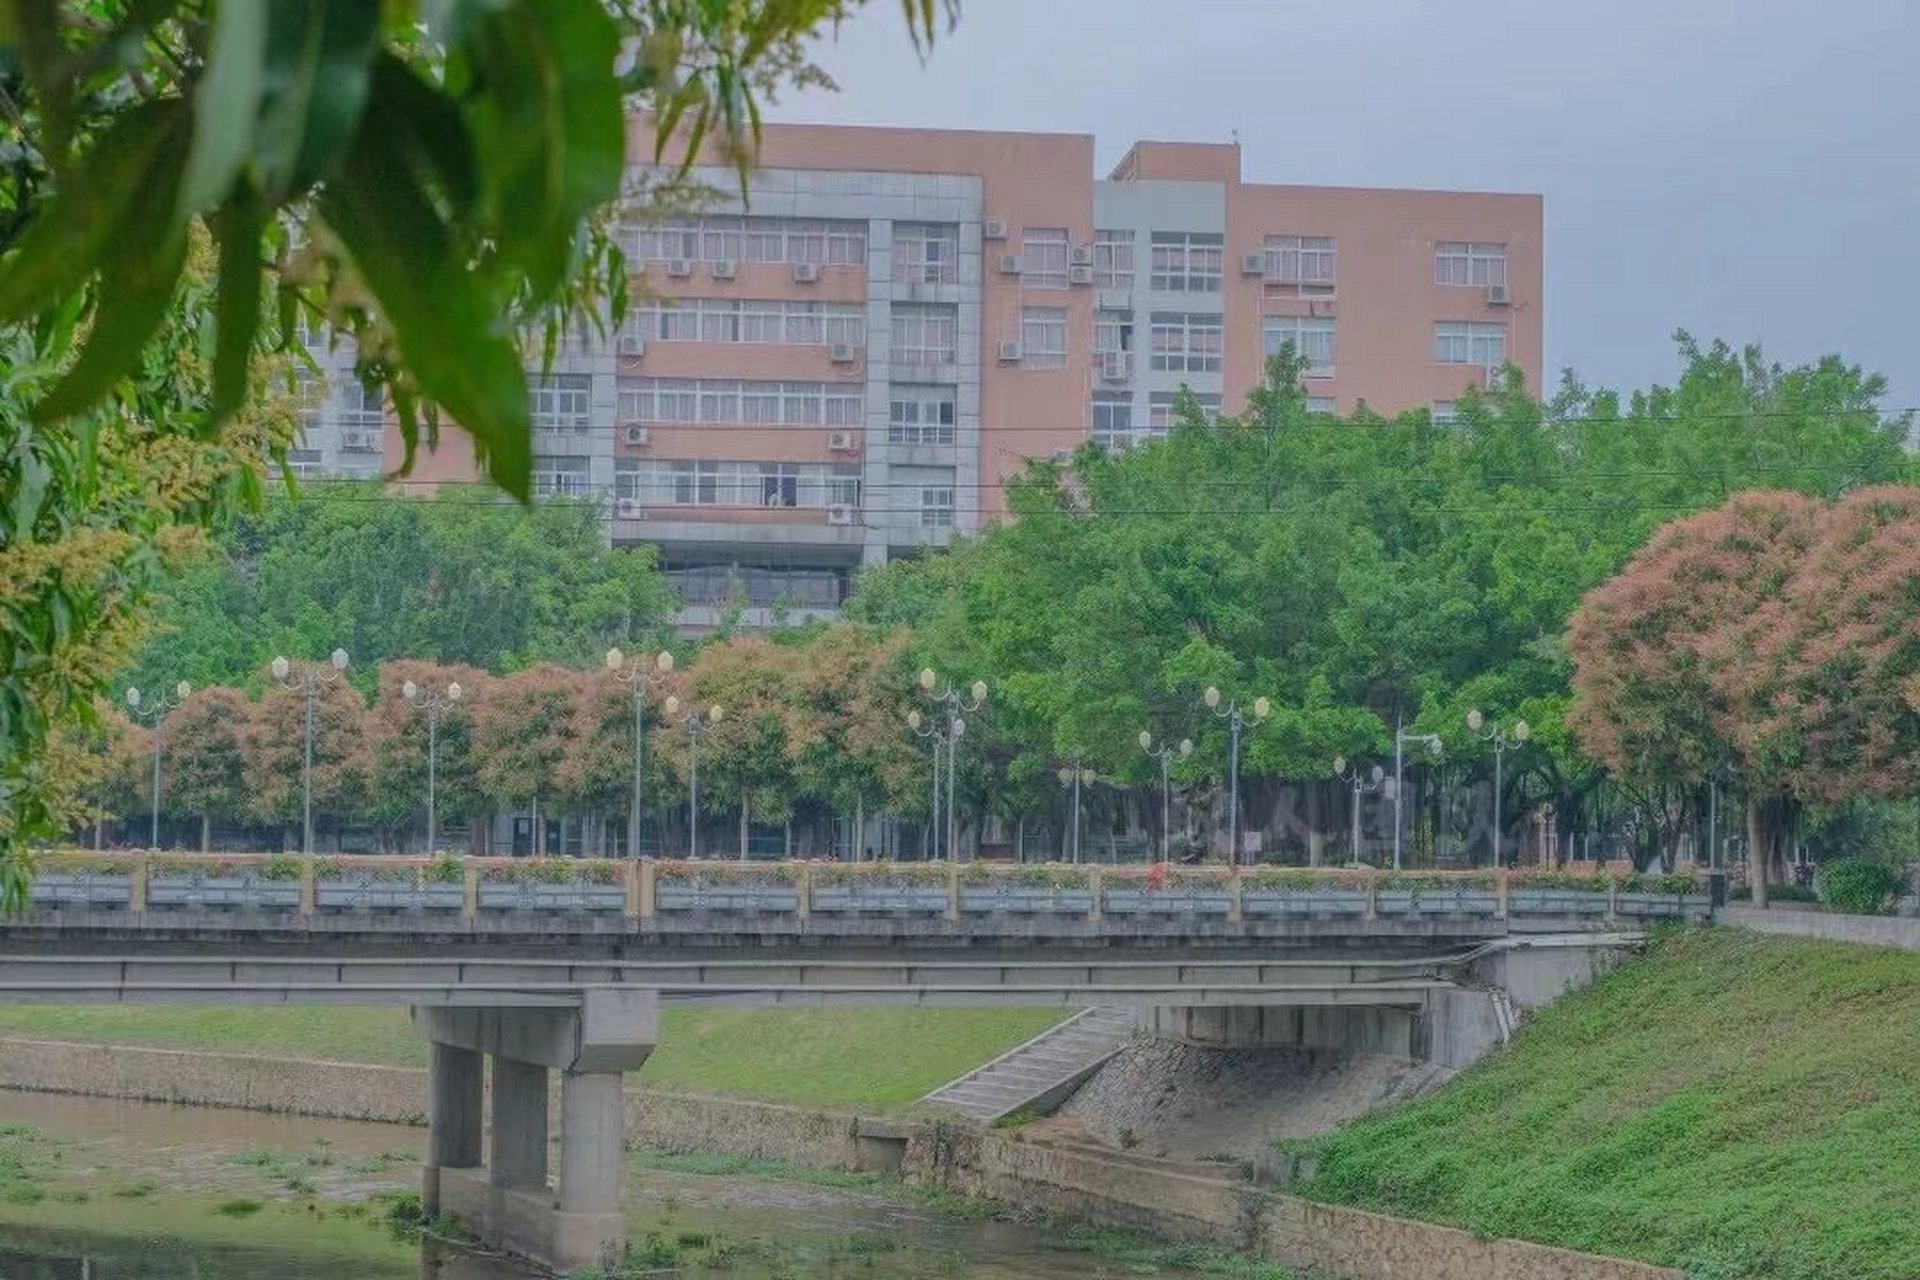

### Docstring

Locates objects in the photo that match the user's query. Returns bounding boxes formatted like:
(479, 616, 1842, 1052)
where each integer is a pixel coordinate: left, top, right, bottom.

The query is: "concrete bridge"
(5, 855, 1712, 1268)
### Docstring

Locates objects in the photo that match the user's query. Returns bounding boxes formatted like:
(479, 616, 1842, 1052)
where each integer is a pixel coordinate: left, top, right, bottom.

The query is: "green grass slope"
(0, 1005, 1061, 1111)
(1300, 928, 1920, 1280)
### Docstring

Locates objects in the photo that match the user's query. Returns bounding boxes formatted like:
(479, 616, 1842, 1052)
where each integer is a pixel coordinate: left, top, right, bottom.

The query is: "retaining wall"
(1725, 905, 1920, 951)
(0, 1037, 1679, 1280)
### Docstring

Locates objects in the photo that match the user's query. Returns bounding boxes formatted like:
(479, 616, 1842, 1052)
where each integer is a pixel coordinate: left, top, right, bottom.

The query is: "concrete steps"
(922, 1006, 1139, 1123)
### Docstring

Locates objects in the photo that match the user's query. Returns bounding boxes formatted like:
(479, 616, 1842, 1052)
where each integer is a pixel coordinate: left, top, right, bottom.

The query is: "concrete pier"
(412, 989, 657, 1271)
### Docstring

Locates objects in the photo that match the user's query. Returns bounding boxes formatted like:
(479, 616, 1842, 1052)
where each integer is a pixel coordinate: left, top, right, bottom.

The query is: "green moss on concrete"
(1301, 928, 1920, 1280)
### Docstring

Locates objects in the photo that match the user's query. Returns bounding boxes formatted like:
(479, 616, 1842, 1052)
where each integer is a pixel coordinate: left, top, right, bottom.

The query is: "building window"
(532, 454, 590, 497)
(1261, 316, 1337, 378)
(618, 377, 861, 428)
(825, 466, 862, 509)
(1093, 230, 1135, 290)
(625, 216, 866, 268)
(760, 463, 800, 508)
(1021, 227, 1070, 289)
(895, 223, 959, 284)
(1093, 309, 1133, 356)
(1434, 242, 1508, 287)
(921, 487, 956, 528)
(1263, 235, 1337, 291)
(1091, 393, 1144, 450)
(891, 305, 958, 365)
(1433, 321, 1508, 370)
(1020, 307, 1069, 368)
(530, 374, 592, 433)
(632, 459, 855, 509)
(1149, 232, 1224, 292)
(1306, 396, 1337, 415)
(1148, 391, 1221, 431)
(629, 298, 864, 348)
(1431, 400, 1458, 425)
(1149, 312, 1223, 373)
(889, 385, 957, 445)
(286, 448, 324, 480)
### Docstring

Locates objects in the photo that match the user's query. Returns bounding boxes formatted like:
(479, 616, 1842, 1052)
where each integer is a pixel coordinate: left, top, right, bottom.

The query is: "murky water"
(0, 1091, 1240, 1278)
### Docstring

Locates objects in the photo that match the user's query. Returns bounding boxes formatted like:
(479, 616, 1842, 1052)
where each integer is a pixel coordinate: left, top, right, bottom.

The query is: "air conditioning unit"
(620, 422, 650, 447)
(618, 335, 647, 358)
(982, 218, 1008, 241)
(1067, 264, 1094, 286)
(614, 498, 645, 520)
(1069, 244, 1095, 267)
(995, 253, 1023, 276)
(711, 258, 738, 280)
(828, 342, 858, 364)
(1099, 353, 1129, 383)
(339, 430, 374, 452)
(1485, 283, 1511, 306)
(828, 430, 859, 452)
(997, 340, 1023, 363)
(665, 258, 694, 279)
(792, 262, 821, 284)
(826, 503, 856, 526)
(1241, 252, 1268, 277)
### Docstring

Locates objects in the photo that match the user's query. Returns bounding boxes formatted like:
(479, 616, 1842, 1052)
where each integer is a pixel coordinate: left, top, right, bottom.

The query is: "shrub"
(1816, 859, 1903, 915)
(425, 854, 465, 884)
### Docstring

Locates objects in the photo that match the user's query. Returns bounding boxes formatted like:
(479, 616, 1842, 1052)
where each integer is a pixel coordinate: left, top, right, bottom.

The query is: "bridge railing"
(23, 852, 1715, 926)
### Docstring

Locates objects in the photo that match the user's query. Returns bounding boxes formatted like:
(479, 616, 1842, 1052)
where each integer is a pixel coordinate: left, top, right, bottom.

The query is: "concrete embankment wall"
(1725, 905, 1920, 951)
(0, 1036, 1679, 1280)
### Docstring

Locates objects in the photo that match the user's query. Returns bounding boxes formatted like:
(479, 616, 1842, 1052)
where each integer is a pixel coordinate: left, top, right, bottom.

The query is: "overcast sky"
(770, 0, 1920, 414)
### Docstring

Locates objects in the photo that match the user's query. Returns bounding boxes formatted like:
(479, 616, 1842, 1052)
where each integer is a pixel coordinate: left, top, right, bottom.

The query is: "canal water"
(0, 1091, 1248, 1279)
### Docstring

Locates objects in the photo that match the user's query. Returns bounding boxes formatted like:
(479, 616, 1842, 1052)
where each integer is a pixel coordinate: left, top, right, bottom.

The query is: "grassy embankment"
(1301, 927, 1920, 1280)
(0, 1005, 1062, 1110)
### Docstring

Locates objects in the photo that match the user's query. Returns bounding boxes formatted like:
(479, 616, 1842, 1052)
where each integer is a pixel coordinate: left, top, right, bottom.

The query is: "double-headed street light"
(1391, 721, 1444, 871)
(1056, 763, 1096, 864)
(124, 680, 192, 849)
(606, 646, 675, 858)
(1204, 687, 1270, 865)
(1333, 755, 1386, 866)
(905, 708, 960, 861)
(1466, 708, 1530, 866)
(664, 695, 722, 858)
(1138, 731, 1194, 863)
(919, 669, 987, 862)
(271, 648, 348, 856)
(402, 679, 462, 855)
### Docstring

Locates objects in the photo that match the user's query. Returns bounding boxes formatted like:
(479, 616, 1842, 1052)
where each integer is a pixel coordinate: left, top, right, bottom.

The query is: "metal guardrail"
(22, 854, 1715, 929)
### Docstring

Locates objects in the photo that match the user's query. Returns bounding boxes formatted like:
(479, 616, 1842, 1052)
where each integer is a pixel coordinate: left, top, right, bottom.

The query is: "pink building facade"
(298, 124, 1540, 629)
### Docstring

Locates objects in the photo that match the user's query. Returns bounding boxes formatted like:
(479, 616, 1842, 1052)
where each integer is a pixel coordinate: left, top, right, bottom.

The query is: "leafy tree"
(364, 660, 490, 852)
(242, 667, 371, 842)
(653, 638, 793, 857)
(781, 625, 926, 852)
(162, 685, 251, 850)
(469, 665, 579, 854)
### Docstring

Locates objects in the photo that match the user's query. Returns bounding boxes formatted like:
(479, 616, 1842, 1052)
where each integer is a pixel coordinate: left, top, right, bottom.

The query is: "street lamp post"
(920, 669, 987, 862)
(1056, 764, 1095, 864)
(402, 679, 463, 855)
(1203, 687, 1270, 865)
(1139, 731, 1194, 863)
(271, 649, 349, 856)
(1333, 756, 1386, 866)
(1466, 709, 1531, 867)
(124, 680, 192, 849)
(606, 647, 675, 858)
(1391, 718, 1444, 871)
(906, 709, 953, 861)
(664, 696, 722, 858)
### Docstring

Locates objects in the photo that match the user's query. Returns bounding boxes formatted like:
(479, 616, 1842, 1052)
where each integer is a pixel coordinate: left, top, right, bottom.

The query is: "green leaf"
(7, 446, 50, 540)
(256, 0, 380, 198)
(463, 0, 623, 301)
(0, 101, 185, 323)
(178, 0, 268, 223)
(33, 108, 193, 423)
(320, 102, 531, 500)
(368, 52, 479, 218)
(208, 197, 266, 430)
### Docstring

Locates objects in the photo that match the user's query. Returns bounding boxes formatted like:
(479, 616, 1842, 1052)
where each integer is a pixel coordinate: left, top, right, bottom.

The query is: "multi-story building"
(304, 123, 1542, 631)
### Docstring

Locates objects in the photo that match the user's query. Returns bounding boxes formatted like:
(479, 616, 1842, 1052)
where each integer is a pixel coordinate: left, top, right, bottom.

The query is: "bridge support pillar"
(412, 990, 656, 1272)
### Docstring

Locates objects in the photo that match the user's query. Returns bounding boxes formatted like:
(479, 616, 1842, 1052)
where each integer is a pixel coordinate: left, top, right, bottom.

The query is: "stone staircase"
(922, 1006, 1139, 1122)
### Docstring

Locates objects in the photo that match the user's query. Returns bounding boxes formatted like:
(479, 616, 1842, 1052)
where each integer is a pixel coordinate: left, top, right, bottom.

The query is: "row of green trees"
(85, 627, 927, 855)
